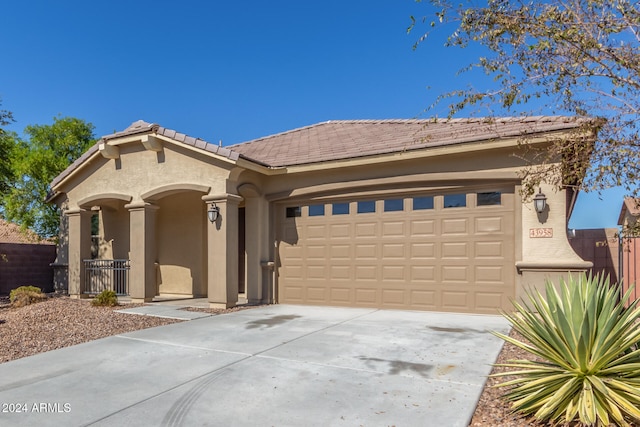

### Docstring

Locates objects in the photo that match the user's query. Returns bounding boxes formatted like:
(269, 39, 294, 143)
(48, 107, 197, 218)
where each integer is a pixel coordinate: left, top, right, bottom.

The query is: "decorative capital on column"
(64, 207, 90, 216)
(202, 193, 243, 205)
(124, 201, 159, 211)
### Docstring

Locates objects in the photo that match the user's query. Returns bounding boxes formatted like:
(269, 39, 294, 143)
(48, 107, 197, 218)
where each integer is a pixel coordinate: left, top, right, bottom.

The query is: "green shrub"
(493, 273, 640, 426)
(91, 290, 118, 307)
(9, 286, 47, 308)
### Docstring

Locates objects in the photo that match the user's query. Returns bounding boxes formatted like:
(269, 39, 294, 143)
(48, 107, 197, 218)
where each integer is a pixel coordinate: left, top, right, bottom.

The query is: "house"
(618, 197, 640, 303)
(48, 117, 595, 314)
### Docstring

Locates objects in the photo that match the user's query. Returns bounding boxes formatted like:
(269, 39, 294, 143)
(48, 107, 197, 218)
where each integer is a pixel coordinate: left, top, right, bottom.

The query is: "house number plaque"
(529, 228, 553, 238)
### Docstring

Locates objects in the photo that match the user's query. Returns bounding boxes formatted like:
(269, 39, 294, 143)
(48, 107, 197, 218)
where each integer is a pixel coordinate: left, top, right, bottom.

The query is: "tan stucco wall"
(156, 192, 207, 296)
(516, 183, 591, 299)
(62, 143, 232, 210)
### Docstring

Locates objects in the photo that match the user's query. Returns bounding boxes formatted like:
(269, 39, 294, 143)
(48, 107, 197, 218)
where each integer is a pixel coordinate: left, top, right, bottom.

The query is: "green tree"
(409, 0, 640, 198)
(2, 117, 95, 238)
(0, 99, 15, 194)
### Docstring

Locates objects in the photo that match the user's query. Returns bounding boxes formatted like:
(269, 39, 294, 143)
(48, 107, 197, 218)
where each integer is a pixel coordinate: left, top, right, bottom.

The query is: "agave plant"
(492, 273, 640, 426)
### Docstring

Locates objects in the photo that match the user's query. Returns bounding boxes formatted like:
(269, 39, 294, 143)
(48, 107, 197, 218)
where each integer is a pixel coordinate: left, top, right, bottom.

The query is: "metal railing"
(83, 259, 130, 295)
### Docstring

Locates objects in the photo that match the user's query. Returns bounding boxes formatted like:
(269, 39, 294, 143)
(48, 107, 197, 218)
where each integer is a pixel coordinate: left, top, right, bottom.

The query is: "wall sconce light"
(207, 203, 220, 223)
(533, 188, 547, 214)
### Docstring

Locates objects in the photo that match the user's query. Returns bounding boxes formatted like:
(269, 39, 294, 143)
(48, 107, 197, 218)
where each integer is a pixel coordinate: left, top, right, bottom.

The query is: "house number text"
(529, 228, 553, 238)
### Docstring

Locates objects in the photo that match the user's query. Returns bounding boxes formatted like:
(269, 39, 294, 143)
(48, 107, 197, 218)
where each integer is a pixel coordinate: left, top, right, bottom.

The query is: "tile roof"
(618, 197, 640, 225)
(0, 219, 52, 244)
(50, 116, 590, 191)
(228, 117, 590, 167)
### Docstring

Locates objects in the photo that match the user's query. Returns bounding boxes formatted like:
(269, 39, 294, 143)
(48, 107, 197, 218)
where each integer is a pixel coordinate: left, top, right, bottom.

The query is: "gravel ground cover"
(0, 295, 613, 426)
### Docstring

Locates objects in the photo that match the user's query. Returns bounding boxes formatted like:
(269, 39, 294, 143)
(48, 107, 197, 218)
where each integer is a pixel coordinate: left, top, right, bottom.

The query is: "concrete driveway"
(0, 305, 510, 427)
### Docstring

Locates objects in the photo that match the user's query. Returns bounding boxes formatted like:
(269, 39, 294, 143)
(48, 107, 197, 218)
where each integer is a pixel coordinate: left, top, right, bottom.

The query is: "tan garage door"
(277, 190, 515, 314)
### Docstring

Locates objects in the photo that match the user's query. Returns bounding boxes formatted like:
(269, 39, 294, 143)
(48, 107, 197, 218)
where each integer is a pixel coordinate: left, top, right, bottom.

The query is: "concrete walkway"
(115, 305, 213, 320)
(0, 305, 510, 427)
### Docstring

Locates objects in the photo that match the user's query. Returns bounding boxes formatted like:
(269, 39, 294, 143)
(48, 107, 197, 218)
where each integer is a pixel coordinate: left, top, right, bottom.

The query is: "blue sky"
(0, 0, 627, 229)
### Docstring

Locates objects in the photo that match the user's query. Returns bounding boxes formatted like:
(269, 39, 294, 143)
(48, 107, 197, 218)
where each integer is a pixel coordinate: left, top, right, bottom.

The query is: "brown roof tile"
(228, 117, 590, 167)
(0, 219, 52, 244)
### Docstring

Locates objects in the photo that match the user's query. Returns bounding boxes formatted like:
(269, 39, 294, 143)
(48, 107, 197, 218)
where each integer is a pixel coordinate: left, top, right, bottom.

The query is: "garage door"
(277, 189, 515, 313)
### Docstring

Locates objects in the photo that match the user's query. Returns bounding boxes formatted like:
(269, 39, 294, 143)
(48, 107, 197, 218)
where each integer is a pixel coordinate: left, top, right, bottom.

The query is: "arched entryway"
(154, 191, 208, 297)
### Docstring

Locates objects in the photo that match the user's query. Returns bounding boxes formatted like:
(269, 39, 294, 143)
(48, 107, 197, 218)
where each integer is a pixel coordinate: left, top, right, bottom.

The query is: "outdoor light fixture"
(533, 188, 547, 214)
(207, 203, 220, 223)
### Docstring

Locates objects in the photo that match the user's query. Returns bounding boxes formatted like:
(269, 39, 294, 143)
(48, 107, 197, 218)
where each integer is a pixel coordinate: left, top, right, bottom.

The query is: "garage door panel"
(411, 243, 436, 259)
(306, 224, 327, 239)
(475, 292, 505, 312)
(442, 242, 469, 258)
(283, 265, 303, 279)
(442, 218, 468, 234)
(442, 266, 469, 282)
(475, 241, 504, 258)
(355, 222, 377, 237)
(330, 265, 351, 279)
(382, 243, 405, 258)
(475, 216, 505, 233)
(283, 286, 304, 302)
(355, 244, 377, 259)
(330, 224, 351, 238)
(382, 221, 405, 237)
(355, 265, 377, 280)
(475, 266, 504, 283)
(307, 265, 326, 279)
(278, 189, 515, 313)
(410, 265, 436, 281)
(306, 287, 327, 303)
(409, 290, 438, 309)
(411, 219, 435, 236)
(442, 291, 469, 310)
(330, 244, 351, 259)
(382, 265, 405, 281)
(381, 289, 406, 306)
(306, 245, 327, 259)
(355, 288, 378, 304)
(330, 288, 351, 303)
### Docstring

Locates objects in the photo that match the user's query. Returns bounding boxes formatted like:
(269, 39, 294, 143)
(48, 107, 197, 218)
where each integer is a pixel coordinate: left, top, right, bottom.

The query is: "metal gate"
(83, 259, 130, 295)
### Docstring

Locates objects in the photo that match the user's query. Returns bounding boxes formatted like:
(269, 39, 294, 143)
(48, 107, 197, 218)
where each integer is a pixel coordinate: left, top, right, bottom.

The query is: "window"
(357, 200, 376, 214)
(285, 206, 301, 218)
(90, 213, 100, 259)
(308, 204, 325, 216)
(413, 196, 434, 210)
(384, 199, 403, 212)
(477, 192, 501, 206)
(332, 202, 350, 215)
(444, 193, 466, 208)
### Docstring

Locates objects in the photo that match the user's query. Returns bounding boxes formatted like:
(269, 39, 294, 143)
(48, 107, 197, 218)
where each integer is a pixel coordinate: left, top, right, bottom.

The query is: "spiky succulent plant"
(493, 273, 640, 426)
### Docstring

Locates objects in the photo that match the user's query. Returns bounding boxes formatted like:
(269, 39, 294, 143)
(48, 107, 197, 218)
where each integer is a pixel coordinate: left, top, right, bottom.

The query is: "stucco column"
(204, 194, 242, 309)
(126, 202, 158, 303)
(515, 183, 592, 300)
(238, 184, 270, 305)
(66, 208, 92, 298)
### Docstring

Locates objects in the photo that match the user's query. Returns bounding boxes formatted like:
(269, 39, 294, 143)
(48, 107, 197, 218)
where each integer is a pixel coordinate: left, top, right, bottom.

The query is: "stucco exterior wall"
(62, 143, 232, 210)
(156, 192, 207, 296)
(516, 184, 591, 297)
